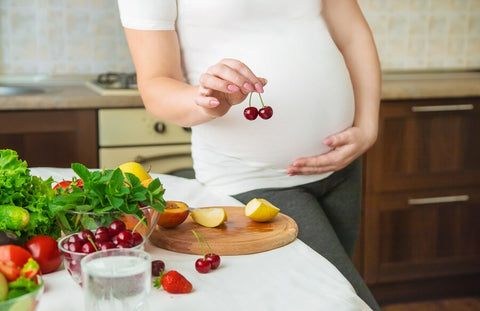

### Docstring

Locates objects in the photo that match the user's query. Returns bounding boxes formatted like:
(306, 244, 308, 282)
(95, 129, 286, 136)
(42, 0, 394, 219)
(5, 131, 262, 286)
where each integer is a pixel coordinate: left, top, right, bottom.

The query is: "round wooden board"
(149, 206, 298, 256)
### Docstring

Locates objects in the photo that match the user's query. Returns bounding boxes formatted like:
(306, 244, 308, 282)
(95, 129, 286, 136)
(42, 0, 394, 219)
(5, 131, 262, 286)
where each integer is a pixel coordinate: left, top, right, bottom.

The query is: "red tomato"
(0, 245, 32, 268)
(53, 179, 83, 193)
(0, 260, 21, 282)
(25, 235, 62, 274)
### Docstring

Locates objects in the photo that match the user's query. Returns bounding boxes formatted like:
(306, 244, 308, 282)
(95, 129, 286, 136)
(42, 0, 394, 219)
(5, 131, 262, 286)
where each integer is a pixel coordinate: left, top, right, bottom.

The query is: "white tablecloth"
(30, 167, 371, 311)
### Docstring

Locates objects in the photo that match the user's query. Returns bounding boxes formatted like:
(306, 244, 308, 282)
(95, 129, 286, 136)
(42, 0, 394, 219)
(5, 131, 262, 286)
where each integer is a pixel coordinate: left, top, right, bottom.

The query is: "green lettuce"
(0, 149, 59, 242)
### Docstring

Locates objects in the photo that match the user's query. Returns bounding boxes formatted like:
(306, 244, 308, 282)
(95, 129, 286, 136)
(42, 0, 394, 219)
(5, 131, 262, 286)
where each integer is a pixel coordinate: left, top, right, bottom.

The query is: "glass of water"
(81, 248, 151, 311)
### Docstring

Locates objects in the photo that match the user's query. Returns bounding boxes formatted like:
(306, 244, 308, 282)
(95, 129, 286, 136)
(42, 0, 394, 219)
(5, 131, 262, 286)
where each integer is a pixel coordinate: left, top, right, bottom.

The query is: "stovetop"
(86, 72, 140, 96)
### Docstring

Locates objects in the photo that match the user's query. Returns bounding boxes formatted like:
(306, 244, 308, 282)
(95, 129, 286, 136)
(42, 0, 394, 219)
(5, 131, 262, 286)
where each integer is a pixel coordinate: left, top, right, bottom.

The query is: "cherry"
(98, 241, 115, 251)
(77, 229, 94, 242)
(244, 92, 272, 121)
(68, 234, 82, 244)
(205, 253, 221, 270)
(111, 235, 119, 245)
(67, 241, 83, 253)
(132, 232, 143, 246)
(151, 260, 165, 277)
(243, 107, 258, 120)
(95, 231, 110, 243)
(192, 230, 221, 273)
(259, 106, 273, 119)
(195, 258, 211, 274)
(81, 241, 96, 254)
(108, 220, 126, 236)
(116, 230, 133, 247)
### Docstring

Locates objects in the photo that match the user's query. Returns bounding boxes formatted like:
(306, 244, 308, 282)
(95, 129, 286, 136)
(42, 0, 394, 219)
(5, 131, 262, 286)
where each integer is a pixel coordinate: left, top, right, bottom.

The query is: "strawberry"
(154, 270, 192, 294)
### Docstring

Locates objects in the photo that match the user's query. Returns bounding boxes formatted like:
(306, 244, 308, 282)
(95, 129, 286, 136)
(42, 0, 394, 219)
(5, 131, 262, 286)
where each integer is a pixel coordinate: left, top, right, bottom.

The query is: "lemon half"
(118, 162, 151, 182)
(190, 207, 227, 228)
(245, 198, 280, 222)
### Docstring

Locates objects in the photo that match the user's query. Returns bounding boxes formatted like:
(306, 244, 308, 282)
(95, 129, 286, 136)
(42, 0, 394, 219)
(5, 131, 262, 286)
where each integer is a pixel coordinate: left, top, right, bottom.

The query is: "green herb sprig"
(50, 163, 166, 232)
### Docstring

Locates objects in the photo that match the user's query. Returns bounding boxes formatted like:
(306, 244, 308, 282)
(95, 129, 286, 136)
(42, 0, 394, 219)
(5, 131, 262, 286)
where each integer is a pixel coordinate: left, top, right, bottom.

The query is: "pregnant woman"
(117, 0, 381, 309)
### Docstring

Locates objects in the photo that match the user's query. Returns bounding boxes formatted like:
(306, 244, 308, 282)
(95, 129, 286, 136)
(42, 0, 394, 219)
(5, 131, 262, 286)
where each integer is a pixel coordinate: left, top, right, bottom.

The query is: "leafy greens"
(0, 149, 59, 242)
(50, 163, 166, 232)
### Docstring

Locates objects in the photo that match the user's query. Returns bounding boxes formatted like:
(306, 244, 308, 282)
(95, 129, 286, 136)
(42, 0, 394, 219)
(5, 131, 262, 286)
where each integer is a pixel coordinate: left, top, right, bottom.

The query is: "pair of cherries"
(243, 92, 273, 120)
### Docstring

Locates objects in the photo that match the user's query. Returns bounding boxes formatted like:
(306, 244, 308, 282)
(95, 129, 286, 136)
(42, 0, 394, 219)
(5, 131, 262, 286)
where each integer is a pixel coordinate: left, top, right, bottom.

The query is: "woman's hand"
(194, 58, 267, 118)
(286, 125, 377, 176)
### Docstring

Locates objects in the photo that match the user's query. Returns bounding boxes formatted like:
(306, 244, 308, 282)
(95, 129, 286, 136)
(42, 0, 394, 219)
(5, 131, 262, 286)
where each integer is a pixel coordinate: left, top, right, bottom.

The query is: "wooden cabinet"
(0, 110, 98, 168)
(362, 97, 480, 303)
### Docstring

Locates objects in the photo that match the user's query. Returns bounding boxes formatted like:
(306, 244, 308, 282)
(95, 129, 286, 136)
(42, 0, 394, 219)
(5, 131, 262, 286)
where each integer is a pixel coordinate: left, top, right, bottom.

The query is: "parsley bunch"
(50, 163, 166, 233)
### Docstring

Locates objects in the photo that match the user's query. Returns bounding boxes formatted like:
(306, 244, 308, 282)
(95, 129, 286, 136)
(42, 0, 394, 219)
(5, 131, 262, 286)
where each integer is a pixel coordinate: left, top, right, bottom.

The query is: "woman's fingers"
(201, 59, 265, 94)
(220, 58, 266, 93)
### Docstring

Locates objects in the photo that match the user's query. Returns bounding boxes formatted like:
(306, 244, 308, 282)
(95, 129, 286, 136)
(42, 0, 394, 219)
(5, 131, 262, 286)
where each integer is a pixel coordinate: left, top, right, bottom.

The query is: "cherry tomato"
(53, 179, 83, 191)
(0, 245, 32, 268)
(25, 235, 62, 274)
(53, 180, 72, 190)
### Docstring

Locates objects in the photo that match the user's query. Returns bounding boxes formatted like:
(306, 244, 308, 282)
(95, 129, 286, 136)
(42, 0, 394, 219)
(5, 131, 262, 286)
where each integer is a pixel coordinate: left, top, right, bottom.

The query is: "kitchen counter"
(0, 84, 143, 110)
(1, 71, 480, 111)
(381, 70, 480, 100)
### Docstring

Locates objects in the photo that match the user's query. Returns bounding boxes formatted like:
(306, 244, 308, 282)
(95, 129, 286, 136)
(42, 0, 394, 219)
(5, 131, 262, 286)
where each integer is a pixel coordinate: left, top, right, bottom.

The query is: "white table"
(31, 167, 371, 311)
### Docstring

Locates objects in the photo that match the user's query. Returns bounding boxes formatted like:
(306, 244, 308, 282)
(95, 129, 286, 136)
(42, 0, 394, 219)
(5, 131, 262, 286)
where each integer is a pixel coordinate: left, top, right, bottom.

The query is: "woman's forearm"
(125, 28, 215, 127)
(323, 0, 381, 147)
(139, 77, 215, 127)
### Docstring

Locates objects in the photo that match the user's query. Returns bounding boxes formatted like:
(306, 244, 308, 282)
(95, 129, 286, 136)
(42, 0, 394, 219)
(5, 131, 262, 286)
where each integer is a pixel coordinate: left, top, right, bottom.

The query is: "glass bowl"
(56, 206, 160, 240)
(58, 233, 145, 286)
(0, 275, 43, 311)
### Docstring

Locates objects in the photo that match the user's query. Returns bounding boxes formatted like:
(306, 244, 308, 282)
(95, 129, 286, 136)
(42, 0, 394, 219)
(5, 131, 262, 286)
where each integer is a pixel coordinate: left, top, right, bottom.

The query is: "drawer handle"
(134, 152, 191, 164)
(154, 122, 166, 134)
(408, 195, 469, 205)
(411, 104, 474, 112)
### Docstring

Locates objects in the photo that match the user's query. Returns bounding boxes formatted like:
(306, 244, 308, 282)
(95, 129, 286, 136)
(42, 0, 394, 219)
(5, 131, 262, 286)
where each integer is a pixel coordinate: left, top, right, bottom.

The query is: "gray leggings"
(233, 158, 380, 311)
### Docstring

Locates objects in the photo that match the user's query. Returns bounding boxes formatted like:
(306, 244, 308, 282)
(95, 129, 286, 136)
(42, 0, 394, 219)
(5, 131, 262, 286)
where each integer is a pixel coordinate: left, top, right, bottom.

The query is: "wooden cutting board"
(149, 206, 298, 255)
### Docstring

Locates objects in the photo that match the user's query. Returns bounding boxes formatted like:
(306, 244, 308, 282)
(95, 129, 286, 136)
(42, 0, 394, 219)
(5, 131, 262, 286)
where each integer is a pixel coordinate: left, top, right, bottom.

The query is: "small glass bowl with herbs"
(51, 163, 165, 242)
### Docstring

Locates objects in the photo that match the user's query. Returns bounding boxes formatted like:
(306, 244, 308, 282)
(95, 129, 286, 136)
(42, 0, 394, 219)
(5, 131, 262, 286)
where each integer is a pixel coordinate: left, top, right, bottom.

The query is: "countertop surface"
(1, 71, 480, 111)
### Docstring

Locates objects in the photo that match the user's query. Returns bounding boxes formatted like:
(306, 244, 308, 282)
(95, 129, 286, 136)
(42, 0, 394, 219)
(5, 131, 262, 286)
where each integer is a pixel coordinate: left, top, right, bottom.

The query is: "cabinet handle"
(154, 122, 166, 134)
(134, 152, 191, 164)
(408, 195, 469, 205)
(411, 104, 474, 112)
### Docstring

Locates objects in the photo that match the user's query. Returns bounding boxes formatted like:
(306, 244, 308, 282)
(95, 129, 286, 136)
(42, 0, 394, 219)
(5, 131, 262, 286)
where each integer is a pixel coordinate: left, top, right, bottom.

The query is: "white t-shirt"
(118, 0, 355, 195)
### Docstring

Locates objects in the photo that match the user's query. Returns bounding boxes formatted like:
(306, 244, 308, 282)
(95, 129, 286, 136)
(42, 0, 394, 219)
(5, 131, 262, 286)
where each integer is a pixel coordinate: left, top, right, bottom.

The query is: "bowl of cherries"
(58, 219, 145, 286)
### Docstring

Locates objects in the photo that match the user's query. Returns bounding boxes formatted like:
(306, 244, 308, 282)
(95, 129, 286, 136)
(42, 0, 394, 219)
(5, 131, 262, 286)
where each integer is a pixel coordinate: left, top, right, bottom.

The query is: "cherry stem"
(258, 93, 265, 108)
(196, 231, 213, 255)
(192, 230, 207, 259)
(88, 236, 98, 252)
(248, 92, 253, 107)
(131, 216, 146, 234)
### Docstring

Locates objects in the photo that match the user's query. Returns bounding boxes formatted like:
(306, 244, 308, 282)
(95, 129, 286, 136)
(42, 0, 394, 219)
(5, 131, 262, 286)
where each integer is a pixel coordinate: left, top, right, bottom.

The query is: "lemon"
(245, 198, 280, 222)
(118, 162, 151, 182)
(190, 207, 227, 228)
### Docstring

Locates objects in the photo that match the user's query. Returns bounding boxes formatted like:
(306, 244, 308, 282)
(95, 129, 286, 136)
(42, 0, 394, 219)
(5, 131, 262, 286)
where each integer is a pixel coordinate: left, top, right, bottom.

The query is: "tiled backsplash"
(359, 0, 480, 70)
(0, 0, 479, 75)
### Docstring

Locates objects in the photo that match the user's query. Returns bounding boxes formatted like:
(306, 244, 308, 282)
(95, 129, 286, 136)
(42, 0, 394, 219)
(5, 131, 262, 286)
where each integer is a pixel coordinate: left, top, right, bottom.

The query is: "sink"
(0, 86, 45, 96)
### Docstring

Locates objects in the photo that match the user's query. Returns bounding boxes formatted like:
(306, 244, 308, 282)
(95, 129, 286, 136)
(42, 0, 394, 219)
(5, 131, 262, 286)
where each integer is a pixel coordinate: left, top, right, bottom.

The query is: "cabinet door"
(0, 110, 97, 167)
(363, 98, 480, 284)
(365, 98, 480, 193)
(364, 188, 480, 283)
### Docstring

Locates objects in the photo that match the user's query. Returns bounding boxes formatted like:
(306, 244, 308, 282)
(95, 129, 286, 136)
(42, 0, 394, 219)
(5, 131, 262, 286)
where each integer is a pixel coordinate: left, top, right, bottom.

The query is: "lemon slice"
(190, 207, 227, 228)
(245, 198, 280, 222)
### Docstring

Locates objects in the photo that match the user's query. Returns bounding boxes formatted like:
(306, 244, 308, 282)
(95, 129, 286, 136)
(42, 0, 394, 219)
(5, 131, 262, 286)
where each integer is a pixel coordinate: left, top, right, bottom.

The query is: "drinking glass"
(81, 248, 151, 311)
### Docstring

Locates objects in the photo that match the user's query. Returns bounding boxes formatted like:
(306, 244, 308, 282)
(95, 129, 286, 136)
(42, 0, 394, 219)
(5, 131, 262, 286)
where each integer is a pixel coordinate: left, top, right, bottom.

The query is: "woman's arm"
(287, 0, 381, 175)
(124, 29, 266, 127)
